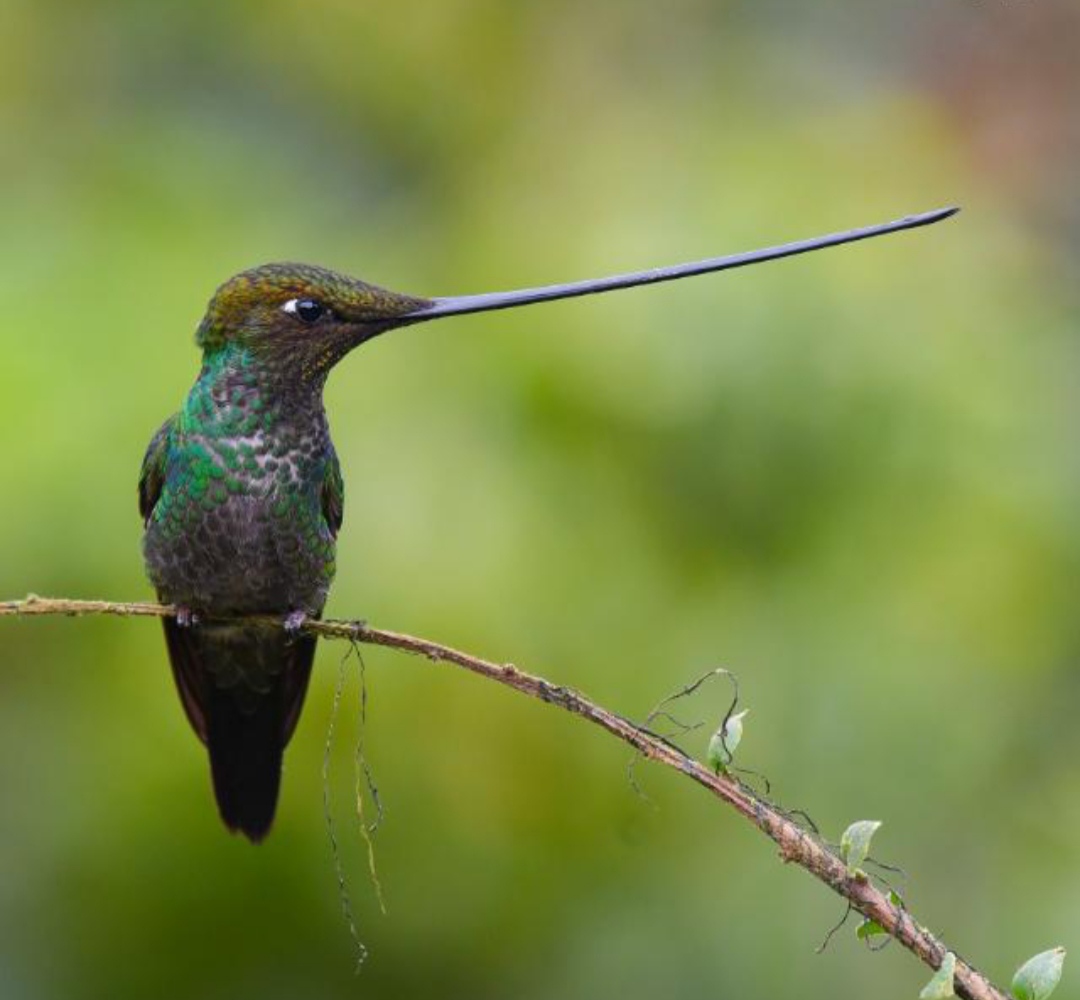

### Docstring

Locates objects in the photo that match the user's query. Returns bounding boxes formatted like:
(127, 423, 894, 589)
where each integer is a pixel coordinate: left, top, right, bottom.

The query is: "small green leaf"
(919, 952, 956, 999)
(707, 710, 748, 774)
(1012, 947, 1066, 1000)
(857, 918, 886, 940)
(839, 820, 881, 876)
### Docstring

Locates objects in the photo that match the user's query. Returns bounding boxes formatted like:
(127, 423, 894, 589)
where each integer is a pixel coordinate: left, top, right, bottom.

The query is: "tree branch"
(0, 595, 1009, 1000)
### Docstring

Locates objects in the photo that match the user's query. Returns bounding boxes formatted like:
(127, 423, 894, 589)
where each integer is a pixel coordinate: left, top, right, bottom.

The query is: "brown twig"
(0, 595, 1009, 1000)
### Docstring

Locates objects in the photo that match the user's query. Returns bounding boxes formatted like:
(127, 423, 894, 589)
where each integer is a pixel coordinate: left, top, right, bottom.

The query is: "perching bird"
(138, 207, 957, 841)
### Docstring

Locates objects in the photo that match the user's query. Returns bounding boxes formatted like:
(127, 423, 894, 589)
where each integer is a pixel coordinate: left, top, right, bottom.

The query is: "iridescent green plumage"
(141, 263, 427, 841)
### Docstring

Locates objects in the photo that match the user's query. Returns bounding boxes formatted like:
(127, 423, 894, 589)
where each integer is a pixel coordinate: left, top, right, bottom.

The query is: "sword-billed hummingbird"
(139, 206, 957, 841)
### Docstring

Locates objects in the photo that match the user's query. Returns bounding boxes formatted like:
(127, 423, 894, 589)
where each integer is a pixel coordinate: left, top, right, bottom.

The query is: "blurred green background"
(1, 1, 1078, 998)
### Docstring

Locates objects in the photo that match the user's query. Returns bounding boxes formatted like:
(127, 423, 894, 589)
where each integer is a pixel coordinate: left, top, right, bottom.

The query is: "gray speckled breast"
(143, 489, 335, 615)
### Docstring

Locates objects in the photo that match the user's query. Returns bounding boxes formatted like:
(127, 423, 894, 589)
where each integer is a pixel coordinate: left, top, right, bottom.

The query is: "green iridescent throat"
(151, 345, 335, 561)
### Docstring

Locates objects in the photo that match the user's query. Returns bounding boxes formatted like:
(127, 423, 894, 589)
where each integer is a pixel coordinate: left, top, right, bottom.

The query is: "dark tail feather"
(205, 679, 285, 843)
(162, 618, 316, 842)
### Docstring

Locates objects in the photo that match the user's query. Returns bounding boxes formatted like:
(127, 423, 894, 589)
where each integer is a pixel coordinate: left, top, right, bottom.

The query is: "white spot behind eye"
(281, 299, 299, 314)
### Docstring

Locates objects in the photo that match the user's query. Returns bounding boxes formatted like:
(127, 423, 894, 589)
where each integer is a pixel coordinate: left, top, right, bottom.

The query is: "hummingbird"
(138, 206, 957, 841)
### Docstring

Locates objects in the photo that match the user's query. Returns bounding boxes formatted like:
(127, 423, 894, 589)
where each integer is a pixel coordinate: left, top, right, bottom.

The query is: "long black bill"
(401, 206, 958, 324)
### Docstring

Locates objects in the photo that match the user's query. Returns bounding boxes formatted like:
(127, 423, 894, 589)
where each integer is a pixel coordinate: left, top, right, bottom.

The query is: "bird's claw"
(283, 610, 308, 634)
(175, 606, 200, 628)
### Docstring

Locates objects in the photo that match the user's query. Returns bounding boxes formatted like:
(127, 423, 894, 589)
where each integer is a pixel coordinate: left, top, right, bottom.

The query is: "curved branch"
(0, 595, 1008, 1000)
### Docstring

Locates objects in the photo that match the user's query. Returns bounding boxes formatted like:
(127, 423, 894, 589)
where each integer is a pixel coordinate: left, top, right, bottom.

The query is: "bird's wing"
(320, 447, 344, 538)
(138, 414, 177, 525)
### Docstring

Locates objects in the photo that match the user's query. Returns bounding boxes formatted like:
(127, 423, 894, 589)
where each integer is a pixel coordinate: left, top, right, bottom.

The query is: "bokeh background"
(1, 2, 1078, 998)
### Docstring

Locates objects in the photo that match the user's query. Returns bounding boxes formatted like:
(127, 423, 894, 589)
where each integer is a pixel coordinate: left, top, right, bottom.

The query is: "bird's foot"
(283, 609, 308, 635)
(175, 605, 200, 628)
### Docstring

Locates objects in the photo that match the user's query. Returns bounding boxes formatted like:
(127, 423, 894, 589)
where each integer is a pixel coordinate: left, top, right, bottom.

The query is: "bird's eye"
(282, 298, 325, 323)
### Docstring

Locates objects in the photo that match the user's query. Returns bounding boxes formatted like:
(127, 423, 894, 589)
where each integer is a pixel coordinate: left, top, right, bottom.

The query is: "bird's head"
(196, 262, 434, 382)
